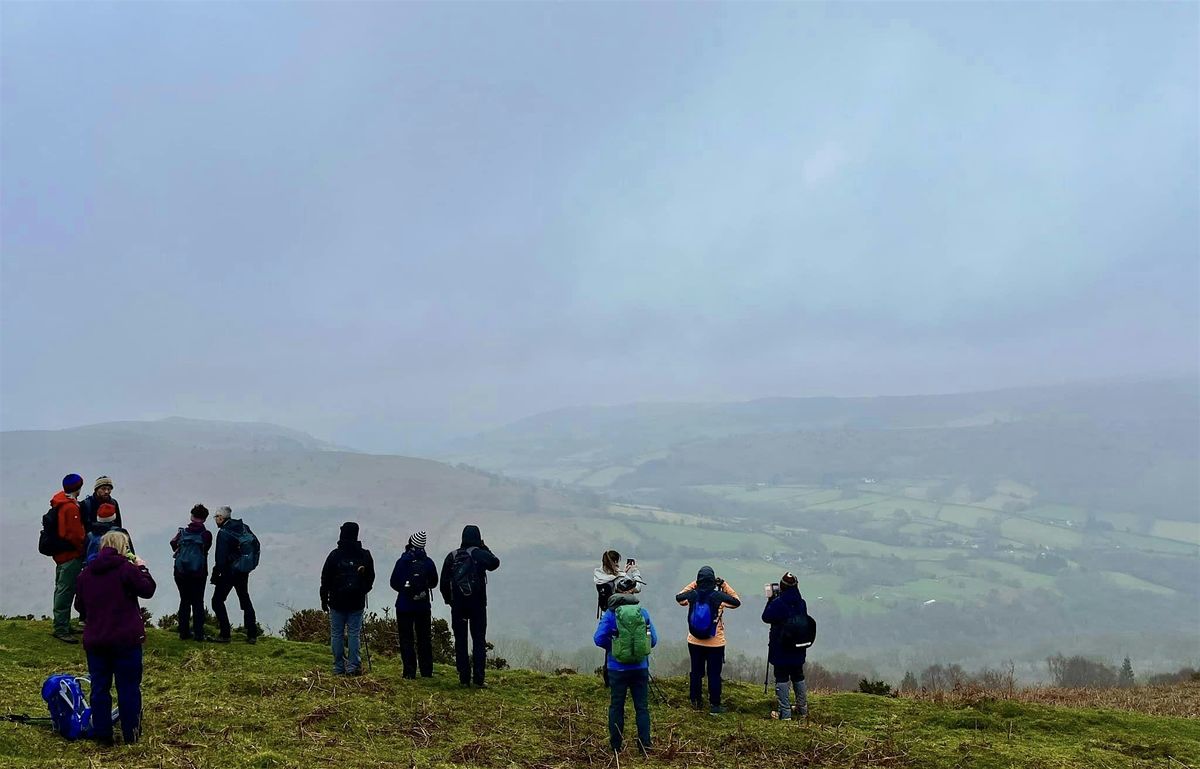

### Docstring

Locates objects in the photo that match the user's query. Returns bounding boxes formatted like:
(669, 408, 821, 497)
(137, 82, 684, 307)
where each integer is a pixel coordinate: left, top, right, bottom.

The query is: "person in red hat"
(49, 473, 87, 642)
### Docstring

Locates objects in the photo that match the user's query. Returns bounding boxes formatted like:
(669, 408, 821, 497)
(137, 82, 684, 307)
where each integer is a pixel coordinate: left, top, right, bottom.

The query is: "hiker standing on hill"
(676, 566, 741, 714)
(46, 474, 87, 643)
(762, 572, 814, 720)
(594, 576, 658, 755)
(84, 503, 135, 564)
(320, 522, 375, 675)
(390, 530, 439, 678)
(211, 507, 260, 644)
(170, 505, 213, 641)
(439, 525, 500, 687)
(79, 476, 121, 533)
(74, 530, 155, 746)
(594, 550, 643, 687)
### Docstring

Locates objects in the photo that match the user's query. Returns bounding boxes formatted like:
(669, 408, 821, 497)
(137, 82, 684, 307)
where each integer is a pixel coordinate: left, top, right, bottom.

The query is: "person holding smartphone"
(593, 550, 643, 687)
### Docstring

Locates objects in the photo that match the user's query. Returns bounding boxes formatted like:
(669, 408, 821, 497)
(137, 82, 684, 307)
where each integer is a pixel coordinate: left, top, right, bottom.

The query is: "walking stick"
(362, 596, 373, 674)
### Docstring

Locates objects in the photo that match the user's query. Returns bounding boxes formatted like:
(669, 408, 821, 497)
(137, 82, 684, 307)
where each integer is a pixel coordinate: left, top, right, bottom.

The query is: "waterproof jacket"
(439, 525, 500, 608)
(675, 566, 741, 648)
(390, 547, 439, 613)
(761, 587, 810, 666)
(74, 547, 156, 649)
(170, 521, 213, 575)
(50, 491, 86, 565)
(594, 594, 659, 671)
(213, 518, 248, 582)
(80, 494, 122, 533)
(320, 540, 375, 612)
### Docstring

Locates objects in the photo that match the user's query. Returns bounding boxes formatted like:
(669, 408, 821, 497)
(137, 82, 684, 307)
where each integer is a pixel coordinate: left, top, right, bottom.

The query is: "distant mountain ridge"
(5, 416, 352, 453)
(443, 377, 1199, 483)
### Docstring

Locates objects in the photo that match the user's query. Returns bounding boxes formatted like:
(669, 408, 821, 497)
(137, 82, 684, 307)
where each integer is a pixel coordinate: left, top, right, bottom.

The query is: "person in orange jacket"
(50, 473, 87, 642)
(676, 566, 740, 714)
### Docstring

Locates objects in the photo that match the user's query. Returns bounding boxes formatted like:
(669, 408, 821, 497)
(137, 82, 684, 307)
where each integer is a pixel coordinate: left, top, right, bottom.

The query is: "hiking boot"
(473, 682, 488, 689)
(53, 632, 79, 644)
(212, 636, 231, 644)
(709, 705, 727, 715)
(771, 710, 791, 721)
(689, 698, 704, 710)
(246, 636, 257, 645)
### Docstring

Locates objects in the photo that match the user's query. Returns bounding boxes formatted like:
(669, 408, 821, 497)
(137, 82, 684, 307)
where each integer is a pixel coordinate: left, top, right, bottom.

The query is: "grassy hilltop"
(1, 620, 1197, 768)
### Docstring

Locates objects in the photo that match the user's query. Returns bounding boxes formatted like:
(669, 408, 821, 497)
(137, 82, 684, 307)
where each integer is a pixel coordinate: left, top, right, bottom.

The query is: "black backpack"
(400, 557, 431, 602)
(778, 611, 817, 648)
(596, 581, 615, 618)
(38, 506, 69, 557)
(451, 547, 482, 598)
(335, 554, 365, 597)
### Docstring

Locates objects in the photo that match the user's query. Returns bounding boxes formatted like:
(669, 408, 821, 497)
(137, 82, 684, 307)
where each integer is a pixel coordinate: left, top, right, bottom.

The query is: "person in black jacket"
(439, 525, 500, 687)
(79, 476, 121, 533)
(761, 572, 812, 719)
(390, 530, 439, 679)
(211, 507, 258, 644)
(320, 522, 375, 675)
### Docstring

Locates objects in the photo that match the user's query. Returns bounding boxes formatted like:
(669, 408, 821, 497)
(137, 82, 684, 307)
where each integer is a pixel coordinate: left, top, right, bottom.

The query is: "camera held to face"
(764, 582, 781, 599)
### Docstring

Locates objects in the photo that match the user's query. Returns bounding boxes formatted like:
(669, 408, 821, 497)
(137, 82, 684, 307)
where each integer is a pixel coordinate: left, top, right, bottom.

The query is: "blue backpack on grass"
(41, 674, 115, 740)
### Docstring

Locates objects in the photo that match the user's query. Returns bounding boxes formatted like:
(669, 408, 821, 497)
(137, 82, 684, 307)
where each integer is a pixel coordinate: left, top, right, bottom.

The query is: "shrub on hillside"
(1046, 654, 1117, 688)
(858, 679, 893, 696)
(1146, 667, 1199, 686)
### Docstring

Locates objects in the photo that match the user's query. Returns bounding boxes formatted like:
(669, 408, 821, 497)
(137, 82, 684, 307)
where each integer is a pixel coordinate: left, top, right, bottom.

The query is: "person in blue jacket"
(594, 576, 659, 755)
(390, 530, 439, 678)
(761, 572, 812, 719)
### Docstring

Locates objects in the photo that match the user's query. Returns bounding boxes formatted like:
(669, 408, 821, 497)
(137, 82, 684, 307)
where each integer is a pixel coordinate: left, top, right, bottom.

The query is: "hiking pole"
(763, 650, 770, 694)
(362, 597, 373, 674)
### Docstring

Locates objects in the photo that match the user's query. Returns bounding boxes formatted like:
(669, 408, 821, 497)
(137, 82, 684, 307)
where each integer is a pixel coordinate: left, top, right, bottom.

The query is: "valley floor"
(0, 620, 1196, 768)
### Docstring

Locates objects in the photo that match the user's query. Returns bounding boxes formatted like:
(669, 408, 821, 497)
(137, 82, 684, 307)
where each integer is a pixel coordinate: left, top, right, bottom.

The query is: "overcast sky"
(2, 2, 1197, 452)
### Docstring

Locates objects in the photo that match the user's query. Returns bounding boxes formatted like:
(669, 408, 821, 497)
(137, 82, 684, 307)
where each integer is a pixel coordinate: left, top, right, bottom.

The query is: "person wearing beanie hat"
(320, 522, 375, 674)
(82, 503, 136, 565)
(390, 530, 439, 678)
(210, 506, 259, 644)
(438, 525, 501, 687)
(80, 475, 122, 535)
(46, 474, 88, 642)
(762, 572, 815, 720)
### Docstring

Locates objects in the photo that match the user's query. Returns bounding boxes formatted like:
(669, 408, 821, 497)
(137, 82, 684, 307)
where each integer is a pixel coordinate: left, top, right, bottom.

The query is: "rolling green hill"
(0, 619, 1197, 768)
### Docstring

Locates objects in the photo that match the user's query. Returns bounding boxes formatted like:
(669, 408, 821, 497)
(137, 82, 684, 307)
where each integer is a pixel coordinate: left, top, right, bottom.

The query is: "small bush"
(858, 679, 892, 696)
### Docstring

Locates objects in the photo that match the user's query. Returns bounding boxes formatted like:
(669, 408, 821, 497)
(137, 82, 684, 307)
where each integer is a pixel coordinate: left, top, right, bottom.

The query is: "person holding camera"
(761, 572, 813, 720)
(675, 566, 740, 714)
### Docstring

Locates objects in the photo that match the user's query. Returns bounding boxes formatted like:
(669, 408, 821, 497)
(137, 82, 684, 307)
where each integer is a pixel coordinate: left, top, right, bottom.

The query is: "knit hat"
(340, 521, 360, 542)
(94, 476, 114, 491)
(62, 474, 84, 493)
(780, 572, 799, 589)
(408, 531, 427, 550)
(97, 503, 117, 524)
(615, 576, 638, 593)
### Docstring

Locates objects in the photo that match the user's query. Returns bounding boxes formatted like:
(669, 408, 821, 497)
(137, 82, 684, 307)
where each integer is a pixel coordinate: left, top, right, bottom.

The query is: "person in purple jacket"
(74, 530, 156, 746)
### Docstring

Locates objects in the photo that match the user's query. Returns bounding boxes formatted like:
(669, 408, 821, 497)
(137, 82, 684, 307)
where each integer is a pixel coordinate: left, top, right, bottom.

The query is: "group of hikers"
(38, 473, 815, 755)
(591, 550, 813, 754)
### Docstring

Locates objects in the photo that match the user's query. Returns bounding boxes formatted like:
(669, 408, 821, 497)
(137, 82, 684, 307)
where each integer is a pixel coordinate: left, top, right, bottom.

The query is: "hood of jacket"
(696, 565, 717, 592)
(337, 539, 364, 554)
(183, 520, 208, 535)
(220, 518, 245, 535)
(50, 490, 78, 509)
(607, 592, 641, 610)
(88, 547, 129, 575)
(460, 525, 482, 548)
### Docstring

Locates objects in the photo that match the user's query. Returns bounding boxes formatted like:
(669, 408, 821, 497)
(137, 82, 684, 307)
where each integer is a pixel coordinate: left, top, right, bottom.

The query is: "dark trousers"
(608, 668, 651, 751)
(774, 662, 805, 683)
(397, 609, 433, 678)
(688, 643, 725, 706)
(86, 645, 142, 744)
(212, 573, 256, 639)
(450, 603, 488, 684)
(174, 573, 207, 640)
